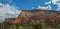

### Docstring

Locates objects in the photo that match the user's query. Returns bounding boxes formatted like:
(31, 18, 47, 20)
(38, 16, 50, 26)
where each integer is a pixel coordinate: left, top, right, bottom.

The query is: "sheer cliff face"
(13, 10, 60, 24)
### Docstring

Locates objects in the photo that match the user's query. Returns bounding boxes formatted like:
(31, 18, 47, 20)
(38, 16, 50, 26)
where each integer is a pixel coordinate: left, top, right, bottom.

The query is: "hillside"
(13, 9, 60, 24)
(1, 9, 60, 29)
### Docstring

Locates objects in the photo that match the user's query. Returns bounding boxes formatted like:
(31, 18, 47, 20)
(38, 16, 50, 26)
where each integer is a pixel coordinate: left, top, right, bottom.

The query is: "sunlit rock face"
(13, 9, 60, 24)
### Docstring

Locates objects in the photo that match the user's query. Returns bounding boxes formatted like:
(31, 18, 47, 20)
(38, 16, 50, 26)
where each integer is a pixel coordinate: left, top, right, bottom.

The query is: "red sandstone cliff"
(12, 9, 60, 24)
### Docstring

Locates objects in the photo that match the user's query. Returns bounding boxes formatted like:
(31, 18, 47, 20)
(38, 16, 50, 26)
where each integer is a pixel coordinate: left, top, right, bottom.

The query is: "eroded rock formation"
(12, 9, 60, 24)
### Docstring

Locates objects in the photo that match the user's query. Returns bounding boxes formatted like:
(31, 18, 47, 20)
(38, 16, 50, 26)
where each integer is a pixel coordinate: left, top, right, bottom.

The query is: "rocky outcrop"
(13, 9, 60, 24)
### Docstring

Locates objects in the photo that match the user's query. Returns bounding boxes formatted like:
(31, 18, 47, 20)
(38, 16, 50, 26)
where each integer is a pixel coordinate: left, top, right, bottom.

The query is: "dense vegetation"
(0, 19, 60, 29)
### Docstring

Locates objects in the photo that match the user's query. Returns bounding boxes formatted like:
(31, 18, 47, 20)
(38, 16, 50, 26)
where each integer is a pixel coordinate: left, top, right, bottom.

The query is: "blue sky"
(0, 0, 60, 10)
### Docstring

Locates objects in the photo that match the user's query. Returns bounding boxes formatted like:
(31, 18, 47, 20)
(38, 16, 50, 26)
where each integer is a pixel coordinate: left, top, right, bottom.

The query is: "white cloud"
(45, 1, 51, 4)
(0, 3, 22, 23)
(32, 7, 35, 9)
(51, 0, 60, 11)
(36, 5, 52, 10)
(56, 8, 60, 11)
(52, 0, 58, 4)
(44, 0, 60, 11)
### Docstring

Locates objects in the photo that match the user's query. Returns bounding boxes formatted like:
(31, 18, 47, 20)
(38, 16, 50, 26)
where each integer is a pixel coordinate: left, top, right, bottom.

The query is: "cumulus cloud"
(45, 1, 51, 4)
(36, 5, 52, 10)
(32, 7, 35, 9)
(44, 0, 60, 11)
(0, 3, 22, 23)
(52, 0, 58, 4)
(51, 0, 60, 11)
